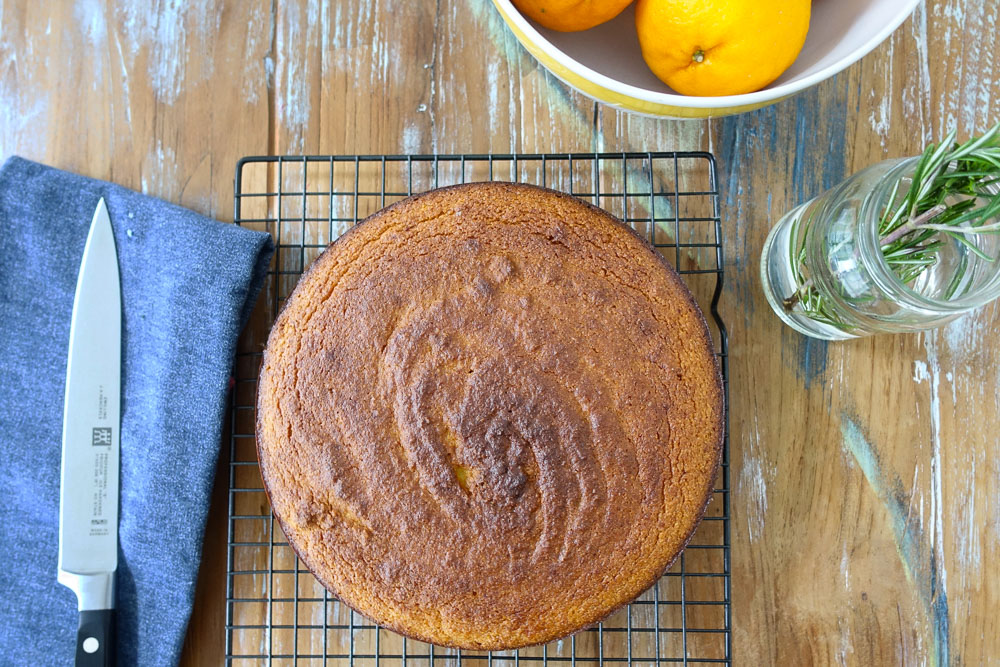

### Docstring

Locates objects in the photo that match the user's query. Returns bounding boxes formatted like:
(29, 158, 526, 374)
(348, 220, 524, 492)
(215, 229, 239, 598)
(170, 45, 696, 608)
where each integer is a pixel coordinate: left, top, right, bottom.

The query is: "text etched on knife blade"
(97, 385, 107, 420)
(90, 449, 109, 536)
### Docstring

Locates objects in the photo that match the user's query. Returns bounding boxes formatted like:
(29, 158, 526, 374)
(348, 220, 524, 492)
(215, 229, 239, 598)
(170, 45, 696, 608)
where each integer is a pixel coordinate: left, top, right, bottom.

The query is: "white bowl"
(492, 0, 921, 118)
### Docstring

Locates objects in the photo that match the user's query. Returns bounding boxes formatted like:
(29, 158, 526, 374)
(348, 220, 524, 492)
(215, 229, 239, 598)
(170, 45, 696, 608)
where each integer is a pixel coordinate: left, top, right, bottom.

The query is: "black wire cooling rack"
(228, 153, 731, 665)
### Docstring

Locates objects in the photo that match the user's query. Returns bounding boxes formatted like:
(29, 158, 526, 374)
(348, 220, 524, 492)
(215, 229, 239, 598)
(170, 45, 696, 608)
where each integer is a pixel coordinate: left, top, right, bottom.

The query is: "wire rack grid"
(228, 152, 731, 666)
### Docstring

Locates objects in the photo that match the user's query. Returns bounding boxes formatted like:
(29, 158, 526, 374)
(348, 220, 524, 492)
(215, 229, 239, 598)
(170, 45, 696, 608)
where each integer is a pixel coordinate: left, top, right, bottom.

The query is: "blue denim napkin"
(0, 157, 273, 665)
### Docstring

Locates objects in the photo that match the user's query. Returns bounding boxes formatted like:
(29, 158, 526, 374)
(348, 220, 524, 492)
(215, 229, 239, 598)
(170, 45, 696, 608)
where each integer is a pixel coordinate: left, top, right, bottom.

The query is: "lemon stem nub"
(692, 50, 705, 63)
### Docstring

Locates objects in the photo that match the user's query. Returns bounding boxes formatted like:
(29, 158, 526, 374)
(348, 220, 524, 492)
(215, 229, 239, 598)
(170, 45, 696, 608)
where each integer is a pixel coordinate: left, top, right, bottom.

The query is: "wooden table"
(3, 1, 997, 664)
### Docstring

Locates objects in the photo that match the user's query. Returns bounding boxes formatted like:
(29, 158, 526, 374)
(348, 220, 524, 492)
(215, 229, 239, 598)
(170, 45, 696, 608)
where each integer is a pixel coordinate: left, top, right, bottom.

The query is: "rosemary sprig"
(786, 122, 1000, 329)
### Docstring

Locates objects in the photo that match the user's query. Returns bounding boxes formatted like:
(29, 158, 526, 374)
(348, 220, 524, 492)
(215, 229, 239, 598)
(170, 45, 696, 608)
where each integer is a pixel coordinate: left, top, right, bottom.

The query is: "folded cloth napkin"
(0, 157, 274, 665)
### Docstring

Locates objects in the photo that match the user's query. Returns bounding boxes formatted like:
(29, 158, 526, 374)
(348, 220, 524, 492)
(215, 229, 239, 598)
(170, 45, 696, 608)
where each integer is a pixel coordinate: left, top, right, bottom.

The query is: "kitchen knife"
(57, 198, 120, 667)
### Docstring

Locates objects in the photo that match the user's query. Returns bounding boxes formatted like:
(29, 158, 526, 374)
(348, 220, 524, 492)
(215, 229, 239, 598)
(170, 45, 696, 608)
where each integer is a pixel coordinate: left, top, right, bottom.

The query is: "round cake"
(256, 182, 724, 649)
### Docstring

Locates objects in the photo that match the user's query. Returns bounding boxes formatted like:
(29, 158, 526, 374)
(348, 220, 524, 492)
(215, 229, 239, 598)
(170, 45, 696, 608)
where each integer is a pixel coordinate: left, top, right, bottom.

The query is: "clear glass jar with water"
(760, 157, 1000, 340)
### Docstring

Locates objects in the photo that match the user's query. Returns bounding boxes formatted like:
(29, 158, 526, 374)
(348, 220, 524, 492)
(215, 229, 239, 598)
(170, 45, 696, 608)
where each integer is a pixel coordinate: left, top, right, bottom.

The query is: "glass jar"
(760, 157, 1000, 340)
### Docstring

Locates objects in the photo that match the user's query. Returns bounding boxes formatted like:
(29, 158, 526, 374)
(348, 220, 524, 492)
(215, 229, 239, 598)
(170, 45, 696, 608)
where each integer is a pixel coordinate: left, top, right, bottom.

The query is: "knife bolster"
(57, 570, 116, 611)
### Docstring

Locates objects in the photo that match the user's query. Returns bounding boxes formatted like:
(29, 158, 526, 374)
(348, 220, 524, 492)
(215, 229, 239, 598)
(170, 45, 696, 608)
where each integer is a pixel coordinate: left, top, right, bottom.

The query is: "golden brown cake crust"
(256, 182, 724, 650)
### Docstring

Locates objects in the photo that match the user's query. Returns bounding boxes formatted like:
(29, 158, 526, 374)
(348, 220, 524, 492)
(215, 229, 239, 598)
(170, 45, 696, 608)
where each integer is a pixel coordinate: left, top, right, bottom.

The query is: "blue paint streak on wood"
(929, 553, 951, 667)
(795, 337, 827, 390)
(715, 82, 849, 346)
(717, 103, 782, 208)
(785, 78, 851, 387)
(716, 103, 784, 325)
(841, 413, 951, 666)
(792, 75, 850, 200)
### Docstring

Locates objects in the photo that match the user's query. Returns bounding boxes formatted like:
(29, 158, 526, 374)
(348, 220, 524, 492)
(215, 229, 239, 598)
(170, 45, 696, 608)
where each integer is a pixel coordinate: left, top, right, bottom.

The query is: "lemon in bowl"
(511, 0, 635, 32)
(634, 0, 811, 97)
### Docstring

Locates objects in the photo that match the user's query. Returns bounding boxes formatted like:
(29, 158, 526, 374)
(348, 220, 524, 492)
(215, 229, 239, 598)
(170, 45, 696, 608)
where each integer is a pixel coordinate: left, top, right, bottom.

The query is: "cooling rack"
(228, 153, 731, 665)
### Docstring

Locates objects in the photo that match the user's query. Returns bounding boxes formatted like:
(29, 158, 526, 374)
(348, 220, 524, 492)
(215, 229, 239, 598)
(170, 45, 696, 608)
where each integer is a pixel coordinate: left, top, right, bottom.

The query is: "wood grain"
(1, 1, 998, 665)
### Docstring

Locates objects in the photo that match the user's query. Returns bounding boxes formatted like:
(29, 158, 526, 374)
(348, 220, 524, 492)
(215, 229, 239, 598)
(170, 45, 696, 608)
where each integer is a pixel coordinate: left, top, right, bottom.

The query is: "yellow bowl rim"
(492, 0, 921, 111)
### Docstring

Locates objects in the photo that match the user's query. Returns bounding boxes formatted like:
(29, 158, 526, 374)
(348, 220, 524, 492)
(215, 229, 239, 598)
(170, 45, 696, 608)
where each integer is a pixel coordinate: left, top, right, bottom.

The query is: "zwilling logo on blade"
(92, 427, 112, 446)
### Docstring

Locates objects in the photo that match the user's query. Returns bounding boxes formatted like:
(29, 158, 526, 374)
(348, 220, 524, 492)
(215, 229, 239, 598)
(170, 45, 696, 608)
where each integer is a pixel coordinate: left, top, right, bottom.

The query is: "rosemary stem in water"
(782, 205, 948, 311)
(879, 204, 948, 247)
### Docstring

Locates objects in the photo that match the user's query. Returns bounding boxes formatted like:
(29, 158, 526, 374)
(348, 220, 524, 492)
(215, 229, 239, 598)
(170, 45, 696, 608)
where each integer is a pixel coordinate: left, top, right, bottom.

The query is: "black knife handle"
(75, 609, 115, 667)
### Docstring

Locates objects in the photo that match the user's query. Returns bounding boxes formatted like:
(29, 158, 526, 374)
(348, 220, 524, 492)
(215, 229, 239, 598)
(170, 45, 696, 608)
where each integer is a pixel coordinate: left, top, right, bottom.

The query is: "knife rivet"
(83, 637, 100, 653)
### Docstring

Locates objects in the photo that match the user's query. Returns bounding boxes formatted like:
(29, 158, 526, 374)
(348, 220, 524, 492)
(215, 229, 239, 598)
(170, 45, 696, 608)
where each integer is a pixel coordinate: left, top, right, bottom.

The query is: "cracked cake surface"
(256, 182, 724, 650)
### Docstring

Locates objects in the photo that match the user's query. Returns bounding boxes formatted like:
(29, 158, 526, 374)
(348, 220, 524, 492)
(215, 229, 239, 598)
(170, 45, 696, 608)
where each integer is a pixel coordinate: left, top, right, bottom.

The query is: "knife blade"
(58, 197, 120, 667)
